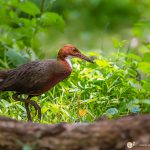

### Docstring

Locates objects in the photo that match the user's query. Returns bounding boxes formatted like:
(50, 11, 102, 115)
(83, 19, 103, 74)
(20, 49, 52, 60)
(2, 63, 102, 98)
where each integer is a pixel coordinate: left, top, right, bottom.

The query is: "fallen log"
(0, 115, 149, 150)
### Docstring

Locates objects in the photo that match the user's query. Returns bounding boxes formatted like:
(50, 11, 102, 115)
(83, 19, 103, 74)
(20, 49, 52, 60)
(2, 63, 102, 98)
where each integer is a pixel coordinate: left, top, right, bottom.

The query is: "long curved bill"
(77, 53, 94, 63)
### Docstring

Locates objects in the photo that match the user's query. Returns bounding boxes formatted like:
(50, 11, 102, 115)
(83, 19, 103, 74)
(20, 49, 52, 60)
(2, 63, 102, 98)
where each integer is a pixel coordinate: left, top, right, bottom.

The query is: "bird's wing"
(1, 60, 57, 93)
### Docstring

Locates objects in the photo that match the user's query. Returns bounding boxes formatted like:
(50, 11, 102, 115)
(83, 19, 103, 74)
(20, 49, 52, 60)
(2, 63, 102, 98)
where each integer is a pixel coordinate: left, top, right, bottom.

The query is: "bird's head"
(57, 44, 94, 63)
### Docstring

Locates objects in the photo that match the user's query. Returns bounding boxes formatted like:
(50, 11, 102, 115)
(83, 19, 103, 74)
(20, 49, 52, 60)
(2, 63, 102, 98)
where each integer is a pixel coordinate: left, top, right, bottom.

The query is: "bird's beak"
(76, 53, 94, 63)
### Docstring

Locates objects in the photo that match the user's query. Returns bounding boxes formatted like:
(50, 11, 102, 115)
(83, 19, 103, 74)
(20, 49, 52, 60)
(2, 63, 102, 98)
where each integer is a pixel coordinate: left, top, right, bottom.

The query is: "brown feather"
(0, 59, 72, 95)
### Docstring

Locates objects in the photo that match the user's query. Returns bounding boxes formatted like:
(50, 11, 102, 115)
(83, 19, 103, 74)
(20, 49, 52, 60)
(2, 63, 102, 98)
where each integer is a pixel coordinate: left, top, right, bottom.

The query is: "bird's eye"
(72, 47, 78, 51)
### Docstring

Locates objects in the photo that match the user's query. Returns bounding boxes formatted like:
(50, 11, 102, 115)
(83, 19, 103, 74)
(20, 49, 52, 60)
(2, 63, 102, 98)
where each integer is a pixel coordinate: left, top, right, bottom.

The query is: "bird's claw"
(26, 99, 41, 120)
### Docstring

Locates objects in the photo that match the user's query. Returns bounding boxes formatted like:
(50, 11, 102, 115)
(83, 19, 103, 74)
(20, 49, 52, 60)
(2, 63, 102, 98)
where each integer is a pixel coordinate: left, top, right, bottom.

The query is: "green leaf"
(42, 107, 49, 113)
(142, 81, 150, 91)
(40, 12, 65, 31)
(112, 38, 127, 49)
(6, 0, 19, 7)
(126, 53, 142, 61)
(17, 18, 36, 27)
(143, 52, 150, 62)
(80, 98, 97, 104)
(19, 1, 40, 16)
(95, 59, 110, 68)
(139, 99, 150, 105)
(138, 62, 150, 74)
(1, 100, 11, 108)
(16, 104, 26, 112)
(5, 48, 28, 66)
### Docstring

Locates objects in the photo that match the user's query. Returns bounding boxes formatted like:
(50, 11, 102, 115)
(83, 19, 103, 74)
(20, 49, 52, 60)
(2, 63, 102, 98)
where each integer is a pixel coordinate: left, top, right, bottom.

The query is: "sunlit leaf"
(42, 107, 49, 114)
(80, 98, 97, 104)
(19, 1, 40, 16)
(126, 53, 142, 61)
(138, 62, 150, 74)
(16, 104, 26, 112)
(61, 109, 71, 118)
(1, 100, 11, 108)
(95, 59, 110, 68)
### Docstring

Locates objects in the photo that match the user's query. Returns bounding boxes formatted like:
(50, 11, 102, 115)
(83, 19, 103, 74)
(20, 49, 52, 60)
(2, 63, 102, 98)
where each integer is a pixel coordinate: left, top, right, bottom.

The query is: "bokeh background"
(34, 0, 150, 55)
(1, 0, 150, 60)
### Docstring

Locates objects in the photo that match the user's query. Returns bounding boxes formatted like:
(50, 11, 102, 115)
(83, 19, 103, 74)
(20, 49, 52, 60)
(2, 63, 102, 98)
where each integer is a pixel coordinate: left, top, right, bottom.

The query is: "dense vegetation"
(0, 0, 149, 123)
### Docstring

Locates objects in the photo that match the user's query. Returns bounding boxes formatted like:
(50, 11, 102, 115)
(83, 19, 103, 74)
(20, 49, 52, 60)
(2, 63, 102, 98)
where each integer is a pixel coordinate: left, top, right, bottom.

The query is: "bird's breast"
(33, 70, 71, 95)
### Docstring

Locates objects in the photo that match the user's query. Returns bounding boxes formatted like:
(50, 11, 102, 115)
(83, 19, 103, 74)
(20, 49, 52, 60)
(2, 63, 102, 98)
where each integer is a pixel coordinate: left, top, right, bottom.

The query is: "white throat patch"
(65, 57, 72, 69)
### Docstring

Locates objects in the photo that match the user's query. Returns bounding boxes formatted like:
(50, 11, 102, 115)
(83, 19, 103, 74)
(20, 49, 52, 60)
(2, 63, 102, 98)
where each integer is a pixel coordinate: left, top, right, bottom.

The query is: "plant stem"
(40, 0, 45, 14)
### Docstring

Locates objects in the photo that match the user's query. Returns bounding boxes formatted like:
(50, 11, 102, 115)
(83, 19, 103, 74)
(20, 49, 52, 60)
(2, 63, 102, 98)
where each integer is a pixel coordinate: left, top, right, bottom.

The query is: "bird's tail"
(0, 70, 8, 90)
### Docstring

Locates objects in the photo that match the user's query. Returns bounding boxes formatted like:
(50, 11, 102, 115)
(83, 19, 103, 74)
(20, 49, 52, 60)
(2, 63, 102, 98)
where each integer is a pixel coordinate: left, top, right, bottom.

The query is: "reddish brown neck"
(57, 49, 66, 60)
(57, 57, 72, 71)
(57, 49, 72, 70)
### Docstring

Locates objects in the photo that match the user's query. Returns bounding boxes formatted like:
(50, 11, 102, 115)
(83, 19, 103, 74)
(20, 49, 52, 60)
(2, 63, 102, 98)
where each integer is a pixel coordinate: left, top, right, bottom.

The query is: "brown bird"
(0, 44, 93, 121)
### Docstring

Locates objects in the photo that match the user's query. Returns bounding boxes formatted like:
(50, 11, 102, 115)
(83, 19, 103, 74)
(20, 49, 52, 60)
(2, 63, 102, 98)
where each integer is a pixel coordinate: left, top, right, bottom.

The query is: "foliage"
(0, 50, 149, 123)
(0, 0, 64, 68)
(0, 0, 149, 123)
(50, 0, 150, 31)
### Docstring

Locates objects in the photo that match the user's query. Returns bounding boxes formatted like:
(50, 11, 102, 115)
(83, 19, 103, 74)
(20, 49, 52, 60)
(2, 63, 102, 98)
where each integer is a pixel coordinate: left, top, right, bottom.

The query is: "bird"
(0, 44, 94, 121)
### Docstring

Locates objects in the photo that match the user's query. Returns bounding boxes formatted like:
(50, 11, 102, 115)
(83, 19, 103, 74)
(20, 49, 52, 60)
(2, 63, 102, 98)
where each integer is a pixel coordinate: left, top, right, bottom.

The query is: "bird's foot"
(25, 98, 41, 120)
(12, 93, 41, 121)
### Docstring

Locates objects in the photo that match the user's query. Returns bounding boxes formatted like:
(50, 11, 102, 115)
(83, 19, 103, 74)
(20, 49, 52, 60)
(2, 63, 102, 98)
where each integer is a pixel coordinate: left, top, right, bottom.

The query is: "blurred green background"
(1, 0, 150, 62)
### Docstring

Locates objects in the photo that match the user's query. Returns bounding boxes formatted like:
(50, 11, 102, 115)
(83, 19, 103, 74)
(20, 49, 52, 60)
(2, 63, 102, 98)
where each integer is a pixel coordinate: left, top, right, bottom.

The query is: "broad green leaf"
(95, 59, 110, 68)
(40, 12, 65, 31)
(16, 104, 26, 112)
(5, 48, 28, 66)
(42, 107, 49, 113)
(138, 62, 150, 74)
(6, 0, 19, 7)
(49, 103, 61, 113)
(1, 100, 11, 108)
(126, 53, 142, 61)
(17, 18, 36, 27)
(19, 1, 40, 16)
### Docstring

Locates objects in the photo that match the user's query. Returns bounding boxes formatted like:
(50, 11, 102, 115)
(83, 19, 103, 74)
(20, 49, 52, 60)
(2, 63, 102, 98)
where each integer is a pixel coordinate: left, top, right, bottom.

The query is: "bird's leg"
(25, 102, 32, 121)
(12, 93, 32, 121)
(12, 93, 24, 102)
(25, 95, 32, 121)
(24, 97, 41, 120)
(12, 93, 41, 121)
